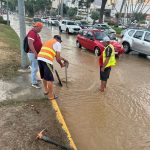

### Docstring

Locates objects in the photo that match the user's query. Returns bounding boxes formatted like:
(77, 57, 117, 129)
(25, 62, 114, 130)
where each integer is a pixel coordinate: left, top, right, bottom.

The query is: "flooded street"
(10, 15, 150, 150)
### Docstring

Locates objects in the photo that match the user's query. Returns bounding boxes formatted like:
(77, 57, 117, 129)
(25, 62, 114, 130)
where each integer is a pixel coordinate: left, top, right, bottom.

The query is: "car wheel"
(76, 41, 82, 48)
(66, 28, 70, 34)
(138, 53, 147, 57)
(94, 47, 101, 56)
(122, 42, 130, 54)
(59, 27, 62, 32)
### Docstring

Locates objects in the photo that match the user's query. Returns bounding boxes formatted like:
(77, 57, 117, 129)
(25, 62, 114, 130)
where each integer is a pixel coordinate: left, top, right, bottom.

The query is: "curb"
(51, 99, 77, 150)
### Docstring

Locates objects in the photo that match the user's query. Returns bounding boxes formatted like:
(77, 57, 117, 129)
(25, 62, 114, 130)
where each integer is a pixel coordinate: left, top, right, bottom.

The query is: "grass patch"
(0, 24, 20, 49)
(112, 26, 123, 34)
(0, 24, 20, 79)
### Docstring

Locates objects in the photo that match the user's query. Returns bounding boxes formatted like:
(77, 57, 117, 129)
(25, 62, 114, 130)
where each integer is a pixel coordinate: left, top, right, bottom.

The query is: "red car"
(76, 29, 124, 56)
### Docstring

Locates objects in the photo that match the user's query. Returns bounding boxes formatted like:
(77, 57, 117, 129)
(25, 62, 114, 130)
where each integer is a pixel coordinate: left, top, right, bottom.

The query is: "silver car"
(93, 23, 116, 34)
(122, 29, 150, 55)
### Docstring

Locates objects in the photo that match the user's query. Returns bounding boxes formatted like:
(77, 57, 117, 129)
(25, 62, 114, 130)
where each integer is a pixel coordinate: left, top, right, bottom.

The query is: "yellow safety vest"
(103, 44, 116, 68)
(38, 39, 57, 62)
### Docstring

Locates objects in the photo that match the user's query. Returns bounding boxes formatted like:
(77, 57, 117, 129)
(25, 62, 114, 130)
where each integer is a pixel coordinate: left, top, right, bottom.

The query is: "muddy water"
(10, 15, 150, 150)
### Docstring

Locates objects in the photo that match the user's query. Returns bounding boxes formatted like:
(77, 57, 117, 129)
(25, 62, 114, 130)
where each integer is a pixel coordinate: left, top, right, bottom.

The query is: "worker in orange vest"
(37, 35, 68, 100)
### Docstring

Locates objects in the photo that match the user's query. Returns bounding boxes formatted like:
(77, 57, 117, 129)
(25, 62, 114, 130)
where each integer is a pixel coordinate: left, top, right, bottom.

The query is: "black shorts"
(100, 67, 111, 81)
(38, 60, 54, 81)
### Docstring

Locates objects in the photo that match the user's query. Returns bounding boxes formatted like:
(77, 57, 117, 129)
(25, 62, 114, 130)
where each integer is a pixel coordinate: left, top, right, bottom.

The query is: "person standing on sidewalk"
(37, 35, 69, 100)
(99, 37, 116, 92)
(27, 22, 43, 89)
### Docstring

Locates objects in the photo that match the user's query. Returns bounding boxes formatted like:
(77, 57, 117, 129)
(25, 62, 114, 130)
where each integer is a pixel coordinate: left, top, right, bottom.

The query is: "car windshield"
(101, 25, 110, 29)
(94, 31, 110, 40)
(81, 21, 88, 25)
(67, 22, 76, 25)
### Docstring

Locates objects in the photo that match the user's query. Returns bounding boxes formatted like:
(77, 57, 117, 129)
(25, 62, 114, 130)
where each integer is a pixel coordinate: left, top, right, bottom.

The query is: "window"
(144, 32, 150, 42)
(62, 21, 66, 24)
(128, 30, 135, 36)
(101, 25, 110, 29)
(79, 30, 83, 35)
(83, 31, 88, 37)
(67, 21, 76, 25)
(133, 31, 144, 40)
(86, 31, 94, 39)
(94, 31, 108, 40)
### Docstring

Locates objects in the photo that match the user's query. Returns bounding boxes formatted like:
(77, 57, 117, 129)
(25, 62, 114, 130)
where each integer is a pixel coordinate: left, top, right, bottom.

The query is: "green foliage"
(111, 26, 123, 34)
(0, 16, 8, 25)
(0, 16, 3, 21)
(0, 24, 19, 49)
(1, 0, 18, 11)
(8, 0, 17, 11)
(74, 16, 84, 20)
(132, 13, 146, 22)
(91, 10, 99, 21)
(57, 3, 69, 16)
(115, 13, 119, 19)
(67, 7, 77, 18)
(50, 9, 57, 17)
(25, 0, 52, 17)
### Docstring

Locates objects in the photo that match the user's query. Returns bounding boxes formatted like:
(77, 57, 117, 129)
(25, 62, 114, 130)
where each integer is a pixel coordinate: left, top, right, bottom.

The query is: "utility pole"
(58, 0, 61, 16)
(60, 0, 63, 18)
(6, 0, 9, 25)
(18, 0, 28, 69)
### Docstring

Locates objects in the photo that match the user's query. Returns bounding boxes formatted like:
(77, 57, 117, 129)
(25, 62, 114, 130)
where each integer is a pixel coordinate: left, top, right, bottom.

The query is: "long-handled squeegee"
(36, 129, 72, 150)
(55, 69, 63, 87)
(64, 61, 69, 88)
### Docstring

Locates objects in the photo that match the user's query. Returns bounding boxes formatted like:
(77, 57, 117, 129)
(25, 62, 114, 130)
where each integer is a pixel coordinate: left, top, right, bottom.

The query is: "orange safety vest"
(38, 39, 57, 62)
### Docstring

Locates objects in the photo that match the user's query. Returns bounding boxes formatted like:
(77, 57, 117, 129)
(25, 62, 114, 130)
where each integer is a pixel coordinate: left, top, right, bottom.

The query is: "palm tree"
(99, 0, 107, 23)
(120, 0, 126, 14)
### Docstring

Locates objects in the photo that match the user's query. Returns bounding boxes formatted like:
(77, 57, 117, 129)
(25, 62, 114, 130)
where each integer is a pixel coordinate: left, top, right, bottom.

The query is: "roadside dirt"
(0, 99, 70, 150)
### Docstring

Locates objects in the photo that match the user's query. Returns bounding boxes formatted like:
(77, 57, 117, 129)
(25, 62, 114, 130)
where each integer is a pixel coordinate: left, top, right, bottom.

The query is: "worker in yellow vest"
(37, 35, 68, 100)
(99, 37, 116, 92)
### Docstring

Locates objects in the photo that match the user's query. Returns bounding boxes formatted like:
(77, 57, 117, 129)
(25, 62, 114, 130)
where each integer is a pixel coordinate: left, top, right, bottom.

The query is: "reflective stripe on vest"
(38, 39, 57, 62)
(103, 44, 116, 68)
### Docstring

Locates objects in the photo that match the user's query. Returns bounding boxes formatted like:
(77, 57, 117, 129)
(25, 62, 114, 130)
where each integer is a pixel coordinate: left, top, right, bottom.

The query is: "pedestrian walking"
(27, 22, 43, 89)
(37, 35, 69, 100)
(99, 37, 116, 92)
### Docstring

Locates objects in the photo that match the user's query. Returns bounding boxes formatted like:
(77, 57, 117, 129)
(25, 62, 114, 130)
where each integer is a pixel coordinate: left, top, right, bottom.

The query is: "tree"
(57, 3, 69, 16)
(67, 7, 77, 19)
(120, 0, 126, 14)
(8, 0, 17, 12)
(91, 10, 99, 24)
(99, 0, 107, 23)
(132, 12, 146, 22)
(25, 0, 52, 17)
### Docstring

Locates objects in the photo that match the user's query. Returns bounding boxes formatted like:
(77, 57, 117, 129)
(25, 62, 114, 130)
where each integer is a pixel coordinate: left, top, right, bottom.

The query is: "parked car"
(76, 20, 91, 29)
(122, 29, 150, 55)
(41, 17, 49, 23)
(76, 29, 124, 56)
(120, 27, 141, 38)
(48, 18, 60, 26)
(32, 17, 41, 23)
(59, 20, 81, 34)
(93, 23, 116, 34)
